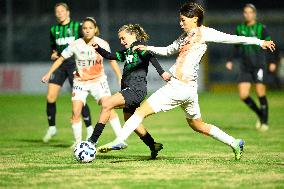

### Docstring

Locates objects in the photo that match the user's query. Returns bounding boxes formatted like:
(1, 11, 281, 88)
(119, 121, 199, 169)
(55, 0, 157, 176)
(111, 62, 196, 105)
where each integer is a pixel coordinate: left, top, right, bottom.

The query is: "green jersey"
(50, 20, 81, 55)
(230, 22, 273, 69)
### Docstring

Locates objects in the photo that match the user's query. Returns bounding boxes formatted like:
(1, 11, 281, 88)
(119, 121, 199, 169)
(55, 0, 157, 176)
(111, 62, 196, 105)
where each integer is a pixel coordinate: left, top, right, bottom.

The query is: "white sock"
(72, 121, 82, 143)
(208, 124, 235, 147)
(109, 117, 122, 137)
(48, 126, 57, 134)
(118, 114, 143, 141)
(86, 126, 94, 140)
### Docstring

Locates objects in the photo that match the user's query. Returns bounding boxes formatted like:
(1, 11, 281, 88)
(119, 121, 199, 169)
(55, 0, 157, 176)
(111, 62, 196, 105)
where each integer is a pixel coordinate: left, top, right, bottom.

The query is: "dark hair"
(118, 24, 149, 42)
(244, 3, 257, 12)
(82, 17, 100, 36)
(180, 2, 204, 26)
(54, 2, 69, 11)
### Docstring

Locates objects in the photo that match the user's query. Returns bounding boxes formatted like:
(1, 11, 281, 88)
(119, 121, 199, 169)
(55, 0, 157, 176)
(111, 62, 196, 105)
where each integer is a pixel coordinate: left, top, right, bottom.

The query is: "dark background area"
(0, 0, 283, 84)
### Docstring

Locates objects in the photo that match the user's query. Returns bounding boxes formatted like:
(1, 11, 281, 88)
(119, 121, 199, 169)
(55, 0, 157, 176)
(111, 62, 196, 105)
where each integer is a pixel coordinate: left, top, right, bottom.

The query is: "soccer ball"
(74, 141, 96, 163)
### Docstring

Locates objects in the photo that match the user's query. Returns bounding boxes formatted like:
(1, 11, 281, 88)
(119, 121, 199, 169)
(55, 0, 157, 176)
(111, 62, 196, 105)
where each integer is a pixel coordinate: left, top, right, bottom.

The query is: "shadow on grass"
(16, 139, 71, 148)
(98, 154, 178, 163)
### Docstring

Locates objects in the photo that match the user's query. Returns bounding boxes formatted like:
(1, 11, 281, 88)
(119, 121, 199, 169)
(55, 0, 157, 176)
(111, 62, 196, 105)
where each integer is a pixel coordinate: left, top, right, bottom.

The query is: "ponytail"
(118, 24, 149, 42)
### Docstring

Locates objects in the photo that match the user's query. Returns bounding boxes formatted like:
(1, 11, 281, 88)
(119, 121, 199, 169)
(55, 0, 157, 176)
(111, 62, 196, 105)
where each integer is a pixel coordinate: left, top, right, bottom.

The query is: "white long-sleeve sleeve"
(201, 27, 264, 46)
(146, 40, 179, 56)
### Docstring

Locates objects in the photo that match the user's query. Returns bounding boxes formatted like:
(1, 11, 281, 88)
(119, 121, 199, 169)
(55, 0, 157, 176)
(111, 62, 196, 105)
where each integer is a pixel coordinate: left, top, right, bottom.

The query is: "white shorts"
(147, 78, 201, 120)
(72, 78, 111, 105)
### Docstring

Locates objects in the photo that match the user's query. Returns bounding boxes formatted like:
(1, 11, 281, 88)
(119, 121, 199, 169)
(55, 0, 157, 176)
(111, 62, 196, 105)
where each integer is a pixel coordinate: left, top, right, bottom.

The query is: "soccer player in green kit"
(88, 24, 171, 158)
(43, 3, 94, 142)
(226, 4, 277, 132)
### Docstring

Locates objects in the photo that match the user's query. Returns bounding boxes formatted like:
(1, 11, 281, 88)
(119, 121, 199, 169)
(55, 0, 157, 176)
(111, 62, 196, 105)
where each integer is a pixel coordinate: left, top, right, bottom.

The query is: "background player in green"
(43, 3, 93, 143)
(226, 4, 277, 132)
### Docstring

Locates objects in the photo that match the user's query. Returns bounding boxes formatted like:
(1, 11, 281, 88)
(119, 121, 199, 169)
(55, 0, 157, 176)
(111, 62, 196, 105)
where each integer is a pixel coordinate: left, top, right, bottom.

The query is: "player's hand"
(269, 63, 277, 72)
(41, 73, 51, 83)
(132, 45, 147, 51)
(161, 72, 172, 82)
(51, 51, 59, 61)
(91, 42, 99, 49)
(225, 61, 233, 71)
(261, 40, 276, 52)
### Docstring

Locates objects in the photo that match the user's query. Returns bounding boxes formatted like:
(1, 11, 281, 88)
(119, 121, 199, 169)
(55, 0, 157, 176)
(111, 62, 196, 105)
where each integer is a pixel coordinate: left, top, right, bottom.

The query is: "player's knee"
(109, 110, 118, 119)
(71, 116, 81, 124)
(101, 100, 113, 111)
(239, 93, 249, 100)
(47, 93, 57, 103)
(134, 107, 147, 118)
(72, 109, 81, 122)
(256, 88, 266, 97)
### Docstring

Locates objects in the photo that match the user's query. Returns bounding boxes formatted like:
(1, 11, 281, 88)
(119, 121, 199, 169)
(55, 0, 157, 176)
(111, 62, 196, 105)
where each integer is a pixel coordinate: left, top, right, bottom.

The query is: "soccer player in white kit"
(42, 17, 123, 147)
(98, 2, 276, 160)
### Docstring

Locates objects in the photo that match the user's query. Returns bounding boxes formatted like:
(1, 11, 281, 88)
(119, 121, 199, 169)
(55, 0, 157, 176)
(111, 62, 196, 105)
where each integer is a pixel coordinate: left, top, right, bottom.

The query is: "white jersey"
(61, 36, 111, 81)
(147, 26, 264, 83)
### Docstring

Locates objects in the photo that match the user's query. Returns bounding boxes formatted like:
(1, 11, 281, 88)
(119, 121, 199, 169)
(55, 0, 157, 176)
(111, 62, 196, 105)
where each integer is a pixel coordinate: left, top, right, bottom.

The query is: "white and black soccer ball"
(74, 141, 96, 163)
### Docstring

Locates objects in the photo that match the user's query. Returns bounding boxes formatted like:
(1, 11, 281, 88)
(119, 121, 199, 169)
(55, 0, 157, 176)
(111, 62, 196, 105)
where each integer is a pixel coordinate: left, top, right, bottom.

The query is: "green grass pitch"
(0, 92, 283, 189)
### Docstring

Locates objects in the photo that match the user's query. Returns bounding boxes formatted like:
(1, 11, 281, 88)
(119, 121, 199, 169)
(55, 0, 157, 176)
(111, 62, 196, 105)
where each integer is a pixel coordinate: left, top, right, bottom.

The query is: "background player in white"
(98, 2, 275, 160)
(43, 3, 93, 143)
(42, 17, 123, 147)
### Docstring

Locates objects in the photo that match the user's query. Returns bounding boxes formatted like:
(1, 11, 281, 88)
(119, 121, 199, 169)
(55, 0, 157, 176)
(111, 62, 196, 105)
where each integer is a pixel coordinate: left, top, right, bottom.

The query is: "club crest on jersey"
(126, 55, 134, 63)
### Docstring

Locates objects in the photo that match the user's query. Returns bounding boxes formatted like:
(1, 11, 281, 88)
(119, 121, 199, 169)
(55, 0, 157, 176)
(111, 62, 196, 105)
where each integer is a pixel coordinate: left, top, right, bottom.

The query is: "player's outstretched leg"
(187, 118, 245, 160)
(98, 122, 164, 159)
(238, 83, 262, 130)
(135, 126, 163, 159)
(88, 93, 126, 146)
(97, 102, 156, 155)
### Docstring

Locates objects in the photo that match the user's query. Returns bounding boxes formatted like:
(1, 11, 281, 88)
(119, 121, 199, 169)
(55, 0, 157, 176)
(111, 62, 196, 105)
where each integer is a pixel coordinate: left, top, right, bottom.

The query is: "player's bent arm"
(41, 56, 65, 83)
(148, 54, 172, 81)
(95, 45, 118, 60)
(202, 27, 275, 52)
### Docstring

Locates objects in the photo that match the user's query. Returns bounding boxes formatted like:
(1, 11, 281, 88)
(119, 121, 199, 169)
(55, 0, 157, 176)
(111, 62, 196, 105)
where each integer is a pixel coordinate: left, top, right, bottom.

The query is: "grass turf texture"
(0, 92, 283, 189)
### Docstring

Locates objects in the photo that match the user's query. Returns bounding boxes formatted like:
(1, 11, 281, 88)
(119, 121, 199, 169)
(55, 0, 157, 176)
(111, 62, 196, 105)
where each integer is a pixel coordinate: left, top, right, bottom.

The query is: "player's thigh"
(238, 82, 251, 99)
(72, 81, 89, 106)
(90, 79, 117, 106)
(181, 94, 201, 121)
(255, 83, 266, 97)
(145, 83, 181, 117)
(99, 93, 126, 110)
(47, 83, 61, 102)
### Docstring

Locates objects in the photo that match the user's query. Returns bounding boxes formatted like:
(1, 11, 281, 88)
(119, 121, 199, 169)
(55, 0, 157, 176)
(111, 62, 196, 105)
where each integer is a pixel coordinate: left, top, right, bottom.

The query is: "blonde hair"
(82, 17, 100, 37)
(54, 2, 69, 11)
(244, 3, 257, 13)
(118, 24, 149, 42)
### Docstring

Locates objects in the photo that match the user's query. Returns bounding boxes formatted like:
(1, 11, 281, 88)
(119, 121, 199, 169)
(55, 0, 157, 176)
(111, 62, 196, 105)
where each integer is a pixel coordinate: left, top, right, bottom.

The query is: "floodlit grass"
(0, 92, 283, 189)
